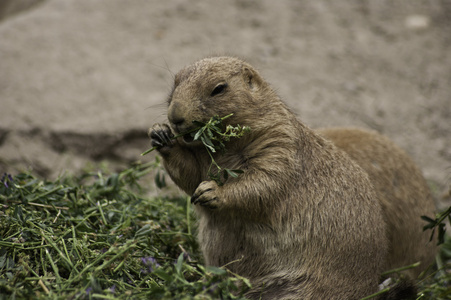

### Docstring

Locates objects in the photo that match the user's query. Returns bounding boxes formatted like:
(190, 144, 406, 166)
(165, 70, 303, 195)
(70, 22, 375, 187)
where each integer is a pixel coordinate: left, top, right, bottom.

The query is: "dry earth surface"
(0, 0, 450, 205)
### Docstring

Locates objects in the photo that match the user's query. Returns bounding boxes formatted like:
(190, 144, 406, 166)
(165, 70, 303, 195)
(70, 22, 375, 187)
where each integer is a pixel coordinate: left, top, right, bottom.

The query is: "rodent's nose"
(171, 116, 185, 126)
(168, 102, 185, 128)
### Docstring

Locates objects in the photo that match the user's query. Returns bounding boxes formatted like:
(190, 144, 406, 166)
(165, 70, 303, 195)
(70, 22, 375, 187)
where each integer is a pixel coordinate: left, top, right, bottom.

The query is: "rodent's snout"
(169, 114, 185, 129)
(168, 116, 186, 135)
(168, 102, 189, 134)
(167, 102, 202, 145)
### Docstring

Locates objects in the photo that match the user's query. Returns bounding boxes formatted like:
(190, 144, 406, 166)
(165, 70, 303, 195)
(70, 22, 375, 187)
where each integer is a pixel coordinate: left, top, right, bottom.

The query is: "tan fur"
(317, 128, 437, 278)
(149, 57, 435, 299)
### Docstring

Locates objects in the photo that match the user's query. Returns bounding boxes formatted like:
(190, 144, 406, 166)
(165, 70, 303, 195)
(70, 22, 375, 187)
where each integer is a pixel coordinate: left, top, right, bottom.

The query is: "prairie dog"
(149, 56, 435, 299)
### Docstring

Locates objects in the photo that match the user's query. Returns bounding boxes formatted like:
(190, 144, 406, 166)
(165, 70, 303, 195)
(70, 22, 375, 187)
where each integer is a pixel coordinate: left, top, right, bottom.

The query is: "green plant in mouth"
(142, 113, 251, 186)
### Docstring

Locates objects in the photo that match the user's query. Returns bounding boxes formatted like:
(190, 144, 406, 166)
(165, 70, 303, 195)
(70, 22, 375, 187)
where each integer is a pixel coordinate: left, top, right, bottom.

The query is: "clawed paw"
(191, 181, 221, 209)
(149, 123, 174, 152)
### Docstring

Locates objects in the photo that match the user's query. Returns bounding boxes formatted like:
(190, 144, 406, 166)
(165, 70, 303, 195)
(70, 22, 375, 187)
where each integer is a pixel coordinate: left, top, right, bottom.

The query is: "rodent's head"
(167, 56, 271, 144)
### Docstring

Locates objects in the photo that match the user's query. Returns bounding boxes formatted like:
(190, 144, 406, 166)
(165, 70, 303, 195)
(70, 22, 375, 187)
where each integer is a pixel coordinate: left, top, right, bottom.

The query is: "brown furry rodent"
(149, 56, 436, 299)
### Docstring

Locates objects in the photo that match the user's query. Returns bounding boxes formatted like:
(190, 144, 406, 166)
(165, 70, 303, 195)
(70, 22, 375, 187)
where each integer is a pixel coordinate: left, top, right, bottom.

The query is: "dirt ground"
(0, 0, 450, 204)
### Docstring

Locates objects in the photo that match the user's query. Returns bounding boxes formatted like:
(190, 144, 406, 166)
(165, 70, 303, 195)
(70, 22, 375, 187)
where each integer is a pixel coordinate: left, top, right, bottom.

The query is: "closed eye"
(210, 83, 228, 97)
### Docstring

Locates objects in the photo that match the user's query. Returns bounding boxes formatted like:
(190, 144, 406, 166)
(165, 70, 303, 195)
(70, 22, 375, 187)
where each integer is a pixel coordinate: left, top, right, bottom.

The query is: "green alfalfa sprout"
(141, 113, 251, 185)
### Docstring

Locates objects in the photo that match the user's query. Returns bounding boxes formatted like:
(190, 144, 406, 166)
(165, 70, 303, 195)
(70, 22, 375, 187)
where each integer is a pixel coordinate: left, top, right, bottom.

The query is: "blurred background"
(0, 0, 450, 202)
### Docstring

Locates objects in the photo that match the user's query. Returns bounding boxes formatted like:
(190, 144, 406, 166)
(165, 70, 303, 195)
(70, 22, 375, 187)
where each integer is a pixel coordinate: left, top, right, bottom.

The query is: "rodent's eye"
(210, 83, 228, 97)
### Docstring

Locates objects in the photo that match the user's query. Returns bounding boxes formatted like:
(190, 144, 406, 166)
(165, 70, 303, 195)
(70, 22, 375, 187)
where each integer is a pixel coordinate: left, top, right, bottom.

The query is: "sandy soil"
(0, 0, 450, 202)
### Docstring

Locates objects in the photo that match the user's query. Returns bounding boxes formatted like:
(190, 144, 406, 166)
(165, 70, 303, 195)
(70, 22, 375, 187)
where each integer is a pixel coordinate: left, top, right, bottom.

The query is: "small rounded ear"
(242, 65, 264, 91)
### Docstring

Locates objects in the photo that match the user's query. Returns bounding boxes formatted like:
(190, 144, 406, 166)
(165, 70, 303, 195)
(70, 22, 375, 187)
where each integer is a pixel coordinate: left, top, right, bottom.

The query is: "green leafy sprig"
(422, 205, 451, 245)
(191, 114, 251, 185)
(142, 114, 251, 185)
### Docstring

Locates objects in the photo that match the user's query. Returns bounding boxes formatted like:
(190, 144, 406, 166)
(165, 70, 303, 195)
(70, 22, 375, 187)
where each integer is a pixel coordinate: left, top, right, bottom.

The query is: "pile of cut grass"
(0, 160, 249, 299)
(0, 159, 450, 299)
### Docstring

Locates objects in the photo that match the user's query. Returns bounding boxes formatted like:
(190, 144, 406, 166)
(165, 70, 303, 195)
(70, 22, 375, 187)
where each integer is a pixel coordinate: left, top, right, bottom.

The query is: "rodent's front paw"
(149, 123, 174, 153)
(191, 181, 221, 209)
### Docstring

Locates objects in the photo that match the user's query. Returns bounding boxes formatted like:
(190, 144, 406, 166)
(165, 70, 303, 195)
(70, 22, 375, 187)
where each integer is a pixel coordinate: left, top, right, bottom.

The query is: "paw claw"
(149, 124, 174, 152)
(191, 181, 220, 209)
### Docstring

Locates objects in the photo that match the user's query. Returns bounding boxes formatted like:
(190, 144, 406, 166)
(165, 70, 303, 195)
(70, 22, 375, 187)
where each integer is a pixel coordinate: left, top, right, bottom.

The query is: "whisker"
(145, 102, 167, 111)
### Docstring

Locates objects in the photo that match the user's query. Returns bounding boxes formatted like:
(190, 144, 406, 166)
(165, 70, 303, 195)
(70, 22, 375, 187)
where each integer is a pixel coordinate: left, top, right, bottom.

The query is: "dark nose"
(171, 115, 185, 126)
(168, 102, 185, 127)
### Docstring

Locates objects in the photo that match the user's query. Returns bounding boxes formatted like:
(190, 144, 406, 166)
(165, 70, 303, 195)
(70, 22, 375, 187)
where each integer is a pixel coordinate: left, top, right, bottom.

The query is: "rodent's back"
(318, 128, 437, 277)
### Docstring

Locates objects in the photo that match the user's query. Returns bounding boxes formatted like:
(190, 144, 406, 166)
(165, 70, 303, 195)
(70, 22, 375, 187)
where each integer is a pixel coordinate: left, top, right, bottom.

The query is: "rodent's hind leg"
(149, 123, 175, 153)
